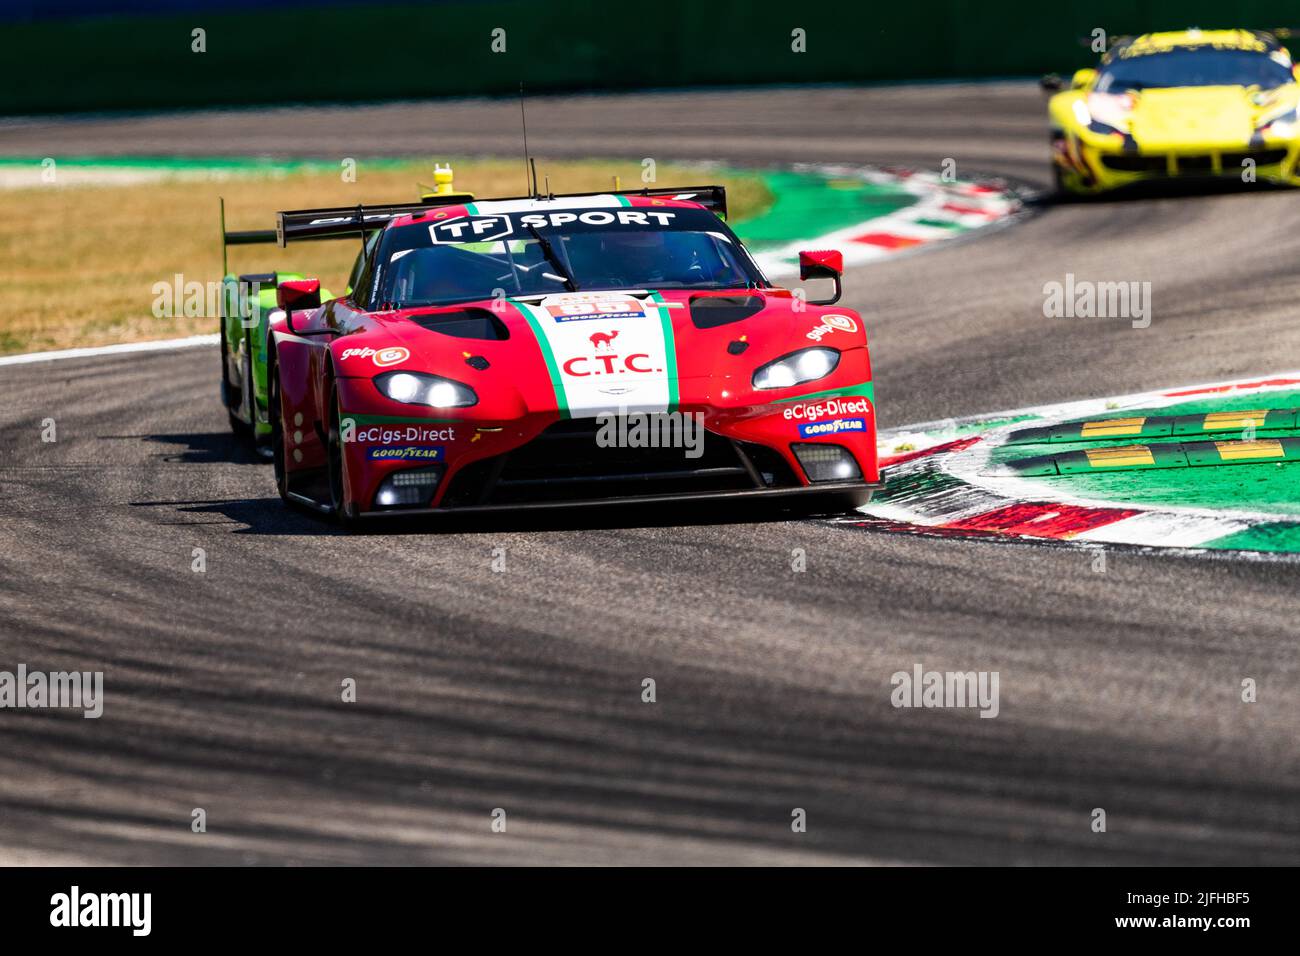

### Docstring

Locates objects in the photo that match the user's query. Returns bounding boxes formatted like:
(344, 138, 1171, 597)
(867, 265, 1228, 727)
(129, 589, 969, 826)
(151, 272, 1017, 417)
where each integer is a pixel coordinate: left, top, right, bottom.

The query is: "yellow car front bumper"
(1052, 131, 1300, 194)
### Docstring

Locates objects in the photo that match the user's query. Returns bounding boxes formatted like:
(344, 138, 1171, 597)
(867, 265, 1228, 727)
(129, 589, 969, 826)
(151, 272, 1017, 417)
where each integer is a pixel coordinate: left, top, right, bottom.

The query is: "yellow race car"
(1043, 29, 1300, 195)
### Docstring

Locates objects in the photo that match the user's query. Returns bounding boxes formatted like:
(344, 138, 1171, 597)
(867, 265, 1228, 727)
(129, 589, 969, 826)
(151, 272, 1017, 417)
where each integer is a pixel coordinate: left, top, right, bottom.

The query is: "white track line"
(0, 334, 218, 368)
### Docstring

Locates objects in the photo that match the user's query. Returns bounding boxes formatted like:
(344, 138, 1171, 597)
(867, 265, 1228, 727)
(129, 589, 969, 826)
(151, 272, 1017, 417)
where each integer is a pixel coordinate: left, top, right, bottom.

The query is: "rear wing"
(220, 197, 274, 277)
(273, 185, 729, 245)
(221, 185, 729, 272)
(219, 197, 426, 275)
(275, 202, 438, 246)
(589, 185, 728, 218)
(513, 184, 727, 219)
(222, 199, 421, 245)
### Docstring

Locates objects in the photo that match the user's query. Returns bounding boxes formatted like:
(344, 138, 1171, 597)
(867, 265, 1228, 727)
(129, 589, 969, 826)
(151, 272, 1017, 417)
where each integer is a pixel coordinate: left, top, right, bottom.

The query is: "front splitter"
(359, 481, 877, 518)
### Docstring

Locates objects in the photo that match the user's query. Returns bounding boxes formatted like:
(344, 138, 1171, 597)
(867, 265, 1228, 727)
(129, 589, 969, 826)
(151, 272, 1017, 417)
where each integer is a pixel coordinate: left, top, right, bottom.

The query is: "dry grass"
(0, 159, 769, 354)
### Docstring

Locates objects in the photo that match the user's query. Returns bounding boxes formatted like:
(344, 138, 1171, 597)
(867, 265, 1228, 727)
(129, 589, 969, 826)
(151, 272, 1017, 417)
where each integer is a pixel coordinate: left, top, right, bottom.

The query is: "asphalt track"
(1, 84, 1298, 865)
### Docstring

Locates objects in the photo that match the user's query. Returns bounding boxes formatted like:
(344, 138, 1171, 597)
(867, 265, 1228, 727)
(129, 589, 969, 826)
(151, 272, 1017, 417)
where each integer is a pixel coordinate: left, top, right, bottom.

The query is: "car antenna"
(519, 81, 537, 197)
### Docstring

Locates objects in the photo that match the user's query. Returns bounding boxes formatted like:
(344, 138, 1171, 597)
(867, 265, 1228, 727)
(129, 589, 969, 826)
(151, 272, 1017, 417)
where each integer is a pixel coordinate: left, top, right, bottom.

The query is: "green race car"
(218, 167, 471, 453)
(219, 263, 334, 454)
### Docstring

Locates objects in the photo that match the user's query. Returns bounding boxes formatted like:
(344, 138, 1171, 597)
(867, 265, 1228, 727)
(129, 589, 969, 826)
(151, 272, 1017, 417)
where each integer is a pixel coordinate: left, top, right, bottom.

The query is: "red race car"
(264, 186, 880, 523)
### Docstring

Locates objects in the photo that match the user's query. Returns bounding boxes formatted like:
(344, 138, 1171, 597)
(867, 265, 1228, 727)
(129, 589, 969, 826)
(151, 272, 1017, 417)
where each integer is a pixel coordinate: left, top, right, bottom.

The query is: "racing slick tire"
(220, 319, 250, 439)
(326, 380, 361, 529)
(268, 349, 293, 507)
(243, 333, 271, 459)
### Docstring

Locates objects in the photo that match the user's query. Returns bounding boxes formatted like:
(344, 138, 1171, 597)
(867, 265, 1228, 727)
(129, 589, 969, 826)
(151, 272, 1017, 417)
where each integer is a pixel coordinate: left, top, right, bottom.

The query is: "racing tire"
(326, 381, 361, 529)
(220, 319, 250, 438)
(244, 330, 271, 458)
(268, 350, 292, 506)
(1052, 162, 1067, 197)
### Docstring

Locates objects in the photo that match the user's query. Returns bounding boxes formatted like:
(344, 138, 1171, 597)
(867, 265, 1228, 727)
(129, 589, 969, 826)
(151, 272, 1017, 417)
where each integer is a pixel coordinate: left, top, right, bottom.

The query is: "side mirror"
(1040, 73, 1064, 92)
(798, 250, 843, 306)
(1070, 68, 1097, 90)
(277, 278, 321, 333)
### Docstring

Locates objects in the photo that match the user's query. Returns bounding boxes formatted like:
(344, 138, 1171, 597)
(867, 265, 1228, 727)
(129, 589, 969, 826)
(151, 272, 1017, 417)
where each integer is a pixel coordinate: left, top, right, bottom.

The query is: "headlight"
(1258, 108, 1297, 135)
(1082, 92, 1133, 135)
(375, 370, 477, 408)
(752, 348, 840, 390)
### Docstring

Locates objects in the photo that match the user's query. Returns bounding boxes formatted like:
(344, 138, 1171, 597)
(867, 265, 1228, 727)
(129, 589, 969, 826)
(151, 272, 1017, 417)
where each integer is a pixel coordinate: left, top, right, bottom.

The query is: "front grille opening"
(439, 458, 501, 508)
(736, 441, 800, 488)
(1221, 148, 1287, 167)
(439, 418, 801, 506)
(1101, 149, 1288, 175)
(1101, 154, 1167, 173)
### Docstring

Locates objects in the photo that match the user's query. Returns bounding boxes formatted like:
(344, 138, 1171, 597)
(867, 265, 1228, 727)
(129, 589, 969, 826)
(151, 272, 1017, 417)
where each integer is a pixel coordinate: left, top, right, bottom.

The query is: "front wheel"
(268, 351, 291, 505)
(326, 383, 360, 528)
(244, 329, 271, 457)
(220, 320, 250, 438)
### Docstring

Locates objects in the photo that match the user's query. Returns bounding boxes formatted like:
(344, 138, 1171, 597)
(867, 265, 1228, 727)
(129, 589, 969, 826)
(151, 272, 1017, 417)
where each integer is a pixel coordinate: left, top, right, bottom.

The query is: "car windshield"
(1096, 47, 1293, 92)
(370, 206, 765, 309)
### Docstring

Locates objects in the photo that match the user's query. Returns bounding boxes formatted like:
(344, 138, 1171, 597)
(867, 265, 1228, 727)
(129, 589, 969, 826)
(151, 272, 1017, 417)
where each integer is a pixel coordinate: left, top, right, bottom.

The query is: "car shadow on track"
(131, 494, 863, 536)
(107, 430, 265, 466)
(355, 498, 862, 537)
(129, 497, 331, 535)
(1039, 177, 1296, 207)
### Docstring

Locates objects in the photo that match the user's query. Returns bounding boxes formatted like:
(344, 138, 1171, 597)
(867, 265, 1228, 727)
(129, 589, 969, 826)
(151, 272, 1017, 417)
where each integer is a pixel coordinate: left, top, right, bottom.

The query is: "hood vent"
(409, 307, 510, 340)
(689, 294, 765, 329)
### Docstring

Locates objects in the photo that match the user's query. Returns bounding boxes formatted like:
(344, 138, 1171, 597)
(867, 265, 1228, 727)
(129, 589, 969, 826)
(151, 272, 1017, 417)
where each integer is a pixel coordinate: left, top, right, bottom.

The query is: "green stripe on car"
(648, 291, 679, 412)
(509, 299, 571, 418)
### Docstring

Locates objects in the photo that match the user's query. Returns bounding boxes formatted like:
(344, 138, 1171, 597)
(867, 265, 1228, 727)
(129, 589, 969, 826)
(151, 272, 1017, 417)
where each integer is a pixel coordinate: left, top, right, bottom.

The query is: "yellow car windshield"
(1098, 48, 1291, 92)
